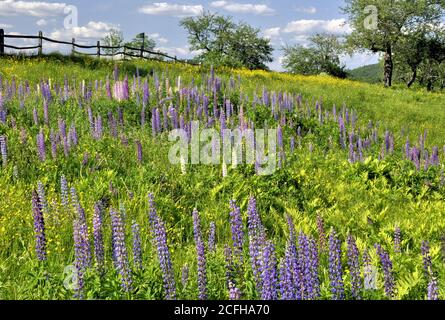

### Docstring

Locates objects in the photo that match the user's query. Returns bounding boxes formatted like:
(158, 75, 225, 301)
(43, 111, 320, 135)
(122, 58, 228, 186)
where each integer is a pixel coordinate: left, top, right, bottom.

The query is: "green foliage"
(102, 29, 124, 56)
(180, 11, 273, 70)
(0, 55, 444, 300)
(282, 34, 348, 78)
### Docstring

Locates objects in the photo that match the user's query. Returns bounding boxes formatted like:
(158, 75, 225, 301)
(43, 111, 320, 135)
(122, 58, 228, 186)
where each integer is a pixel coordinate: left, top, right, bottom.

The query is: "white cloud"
(210, 1, 275, 15)
(156, 45, 202, 57)
(50, 21, 118, 40)
(0, 23, 13, 28)
(0, 0, 69, 17)
(263, 27, 280, 39)
(148, 33, 168, 44)
(36, 19, 47, 26)
(138, 2, 203, 17)
(283, 19, 352, 35)
(294, 6, 317, 14)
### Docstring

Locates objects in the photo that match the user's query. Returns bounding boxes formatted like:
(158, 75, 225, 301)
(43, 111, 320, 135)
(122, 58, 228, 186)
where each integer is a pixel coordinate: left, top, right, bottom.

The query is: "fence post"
(0, 29, 4, 55)
(140, 32, 145, 58)
(97, 41, 100, 58)
(71, 38, 75, 55)
(174, 56, 177, 63)
(38, 31, 43, 55)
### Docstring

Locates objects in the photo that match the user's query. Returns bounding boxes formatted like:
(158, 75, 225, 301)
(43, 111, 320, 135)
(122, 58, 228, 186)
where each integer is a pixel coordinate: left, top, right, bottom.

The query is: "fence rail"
(0, 29, 198, 65)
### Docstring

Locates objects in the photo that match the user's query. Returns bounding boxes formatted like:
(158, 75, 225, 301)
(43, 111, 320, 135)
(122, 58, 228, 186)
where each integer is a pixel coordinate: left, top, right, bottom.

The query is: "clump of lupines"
(73, 218, 86, 298)
(36, 129, 46, 161)
(132, 221, 142, 270)
(328, 229, 344, 300)
(247, 197, 266, 296)
(92, 202, 105, 272)
(110, 208, 132, 292)
(60, 175, 69, 208)
(427, 276, 439, 300)
(280, 215, 300, 300)
(148, 194, 176, 299)
(229, 200, 244, 264)
(346, 234, 362, 299)
(0, 135, 7, 167)
(375, 244, 395, 298)
(261, 240, 278, 300)
(228, 281, 242, 300)
(193, 208, 208, 300)
(298, 232, 319, 300)
(31, 190, 47, 261)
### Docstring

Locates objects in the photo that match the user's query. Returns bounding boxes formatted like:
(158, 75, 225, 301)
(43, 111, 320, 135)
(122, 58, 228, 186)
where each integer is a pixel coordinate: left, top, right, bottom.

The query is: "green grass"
(0, 54, 444, 300)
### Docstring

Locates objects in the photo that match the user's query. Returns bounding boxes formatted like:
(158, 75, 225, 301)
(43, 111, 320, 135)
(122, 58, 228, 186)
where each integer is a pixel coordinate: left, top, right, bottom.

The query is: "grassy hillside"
(348, 63, 383, 84)
(0, 55, 444, 300)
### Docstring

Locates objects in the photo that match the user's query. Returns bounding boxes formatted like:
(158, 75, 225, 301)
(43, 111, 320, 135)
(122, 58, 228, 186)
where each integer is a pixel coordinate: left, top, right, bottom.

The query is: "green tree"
(282, 34, 347, 78)
(343, 0, 445, 87)
(102, 29, 124, 56)
(125, 33, 156, 58)
(180, 12, 273, 70)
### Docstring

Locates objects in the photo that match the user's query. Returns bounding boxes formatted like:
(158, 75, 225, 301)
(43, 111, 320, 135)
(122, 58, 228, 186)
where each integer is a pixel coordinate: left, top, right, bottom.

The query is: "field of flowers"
(0, 55, 444, 300)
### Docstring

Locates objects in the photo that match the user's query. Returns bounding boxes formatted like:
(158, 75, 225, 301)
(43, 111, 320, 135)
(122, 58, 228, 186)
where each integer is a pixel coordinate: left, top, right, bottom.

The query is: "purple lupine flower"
(375, 244, 395, 298)
(428, 276, 439, 300)
(224, 245, 234, 287)
(143, 80, 149, 106)
(132, 221, 142, 270)
(208, 222, 216, 253)
(37, 181, 49, 218)
(280, 215, 299, 300)
(148, 194, 176, 299)
(32, 190, 47, 261)
(421, 241, 433, 276)
(43, 100, 49, 125)
(394, 227, 401, 254)
(95, 115, 103, 140)
(247, 197, 266, 296)
(136, 140, 143, 163)
(33, 107, 39, 126)
(110, 208, 132, 292)
(328, 229, 344, 300)
(108, 112, 118, 138)
(0, 93, 6, 124)
(73, 218, 85, 299)
(261, 240, 278, 300)
(69, 123, 78, 147)
(50, 129, 57, 159)
(229, 200, 244, 264)
(92, 202, 104, 272)
(193, 208, 208, 300)
(0, 135, 7, 167)
(405, 139, 410, 159)
(36, 129, 46, 162)
(228, 281, 242, 300)
(60, 175, 69, 208)
(298, 233, 312, 299)
(347, 235, 362, 299)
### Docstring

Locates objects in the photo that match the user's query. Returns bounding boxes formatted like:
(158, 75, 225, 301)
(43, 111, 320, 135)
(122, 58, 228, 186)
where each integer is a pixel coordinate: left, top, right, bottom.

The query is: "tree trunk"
(383, 46, 393, 88)
(407, 68, 417, 88)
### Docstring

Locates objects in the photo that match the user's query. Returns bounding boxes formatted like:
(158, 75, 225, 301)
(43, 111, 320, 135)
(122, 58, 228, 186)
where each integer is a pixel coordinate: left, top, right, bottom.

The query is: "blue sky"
(0, 0, 379, 70)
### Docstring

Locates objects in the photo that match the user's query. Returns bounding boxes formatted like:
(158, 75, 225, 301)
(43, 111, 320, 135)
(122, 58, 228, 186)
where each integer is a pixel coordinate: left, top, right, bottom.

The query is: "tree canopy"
(180, 12, 273, 70)
(282, 34, 348, 78)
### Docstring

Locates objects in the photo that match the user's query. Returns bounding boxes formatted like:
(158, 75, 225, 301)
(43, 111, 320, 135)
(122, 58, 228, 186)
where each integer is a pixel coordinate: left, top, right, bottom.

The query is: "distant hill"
(348, 63, 382, 84)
